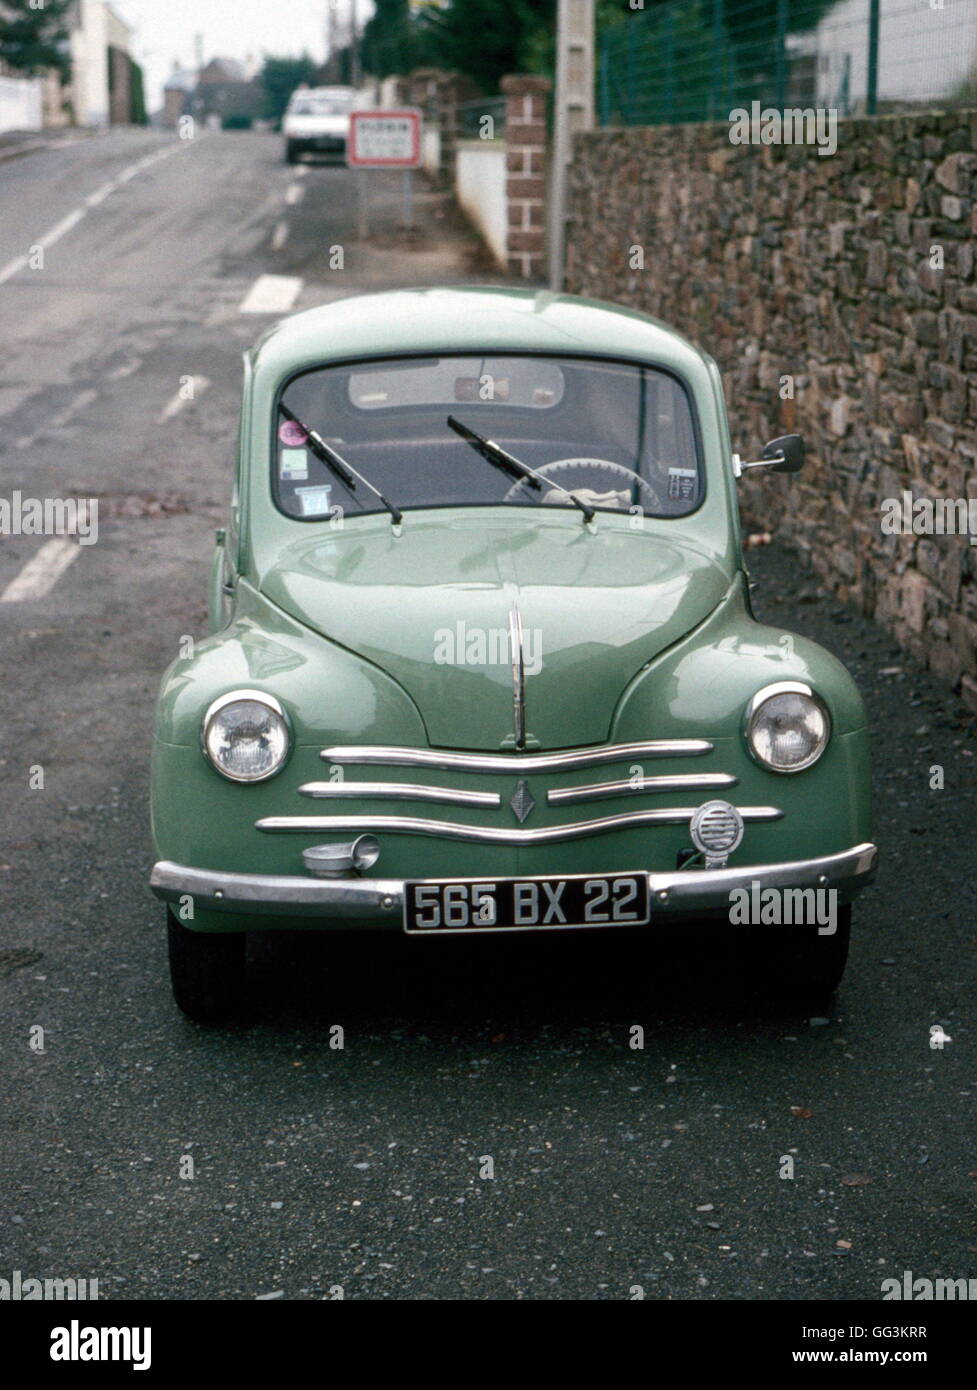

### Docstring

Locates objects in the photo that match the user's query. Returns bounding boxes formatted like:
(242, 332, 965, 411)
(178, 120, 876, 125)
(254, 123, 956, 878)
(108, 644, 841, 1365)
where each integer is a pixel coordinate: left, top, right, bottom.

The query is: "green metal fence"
(598, 0, 977, 127)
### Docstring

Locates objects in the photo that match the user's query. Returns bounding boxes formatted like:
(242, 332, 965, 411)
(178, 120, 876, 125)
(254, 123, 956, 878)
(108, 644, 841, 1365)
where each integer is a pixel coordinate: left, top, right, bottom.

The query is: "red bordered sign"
(347, 109, 422, 168)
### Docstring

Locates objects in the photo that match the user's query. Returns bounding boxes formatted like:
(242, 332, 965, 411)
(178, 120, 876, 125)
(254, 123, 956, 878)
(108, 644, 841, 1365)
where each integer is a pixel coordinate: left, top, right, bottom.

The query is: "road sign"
(347, 109, 422, 168)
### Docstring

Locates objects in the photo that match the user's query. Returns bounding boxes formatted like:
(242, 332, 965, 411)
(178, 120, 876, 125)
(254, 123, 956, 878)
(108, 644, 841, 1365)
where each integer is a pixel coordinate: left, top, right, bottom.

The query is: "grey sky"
(110, 0, 373, 112)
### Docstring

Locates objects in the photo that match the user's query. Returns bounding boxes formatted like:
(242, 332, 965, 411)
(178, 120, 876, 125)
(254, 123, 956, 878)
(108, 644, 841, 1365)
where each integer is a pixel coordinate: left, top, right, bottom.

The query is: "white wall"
(812, 0, 977, 109)
(422, 125, 440, 176)
(70, 0, 111, 127)
(455, 139, 508, 270)
(0, 75, 43, 133)
(377, 77, 404, 109)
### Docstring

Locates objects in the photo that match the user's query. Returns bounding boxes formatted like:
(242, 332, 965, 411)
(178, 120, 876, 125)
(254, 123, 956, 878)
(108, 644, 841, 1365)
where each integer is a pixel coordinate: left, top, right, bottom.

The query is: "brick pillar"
(434, 72, 480, 189)
(501, 75, 551, 280)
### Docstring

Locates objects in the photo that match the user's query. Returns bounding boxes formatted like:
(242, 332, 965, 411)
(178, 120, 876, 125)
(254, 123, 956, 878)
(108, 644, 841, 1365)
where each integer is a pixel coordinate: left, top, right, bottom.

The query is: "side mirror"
(733, 433, 805, 477)
(762, 434, 804, 473)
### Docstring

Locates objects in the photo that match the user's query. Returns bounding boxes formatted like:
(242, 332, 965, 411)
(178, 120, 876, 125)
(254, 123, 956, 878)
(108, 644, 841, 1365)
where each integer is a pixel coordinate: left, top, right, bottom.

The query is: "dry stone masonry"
(565, 110, 977, 708)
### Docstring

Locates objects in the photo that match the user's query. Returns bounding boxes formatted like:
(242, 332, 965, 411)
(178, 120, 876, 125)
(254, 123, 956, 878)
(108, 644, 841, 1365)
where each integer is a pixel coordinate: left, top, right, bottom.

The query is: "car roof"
(248, 286, 714, 384)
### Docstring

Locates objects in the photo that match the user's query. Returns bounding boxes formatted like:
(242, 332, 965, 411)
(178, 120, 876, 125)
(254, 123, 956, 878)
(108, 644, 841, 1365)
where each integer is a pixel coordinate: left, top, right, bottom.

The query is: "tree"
(421, 0, 557, 92)
(0, 0, 73, 77)
(260, 53, 319, 124)
(361, 0, 435, 81)
(130, 57, 147, 125)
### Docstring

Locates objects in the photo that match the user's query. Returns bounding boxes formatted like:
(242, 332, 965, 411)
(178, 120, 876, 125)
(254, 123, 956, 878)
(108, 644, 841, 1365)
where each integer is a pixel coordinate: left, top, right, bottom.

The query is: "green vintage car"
(150, 286, 877, 1019)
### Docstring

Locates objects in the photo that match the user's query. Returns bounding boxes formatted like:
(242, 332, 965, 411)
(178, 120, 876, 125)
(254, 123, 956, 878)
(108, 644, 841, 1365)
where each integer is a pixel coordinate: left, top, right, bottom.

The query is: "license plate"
(403, 872, 650, 934)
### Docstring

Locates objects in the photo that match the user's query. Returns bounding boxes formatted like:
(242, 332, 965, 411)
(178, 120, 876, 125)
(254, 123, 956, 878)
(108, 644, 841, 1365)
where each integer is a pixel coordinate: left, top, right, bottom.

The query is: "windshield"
(289, 98, 352, 116)
(273, 355, 703, 522)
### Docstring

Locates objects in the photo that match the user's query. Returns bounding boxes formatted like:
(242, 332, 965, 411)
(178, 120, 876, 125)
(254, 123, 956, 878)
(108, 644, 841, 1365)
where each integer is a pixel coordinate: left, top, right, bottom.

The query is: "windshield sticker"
(667, 467, 697, 501)
(280, 447, 309, 481)
(295, 484, 332, 517)
(278, 419, 308, 447)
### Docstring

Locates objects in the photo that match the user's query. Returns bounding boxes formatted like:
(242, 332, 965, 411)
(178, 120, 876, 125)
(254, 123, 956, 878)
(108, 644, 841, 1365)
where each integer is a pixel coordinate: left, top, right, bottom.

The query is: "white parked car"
(282, 87, 356, 164)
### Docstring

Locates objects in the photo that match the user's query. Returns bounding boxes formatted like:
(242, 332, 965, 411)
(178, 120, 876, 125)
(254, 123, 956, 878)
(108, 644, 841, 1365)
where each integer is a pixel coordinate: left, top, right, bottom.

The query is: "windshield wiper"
(447, 416, 594, 524)
(279, 403, 403, 526)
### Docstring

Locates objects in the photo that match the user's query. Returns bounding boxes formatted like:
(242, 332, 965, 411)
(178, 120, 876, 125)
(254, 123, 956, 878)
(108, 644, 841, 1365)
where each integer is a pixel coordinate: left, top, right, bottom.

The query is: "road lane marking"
(295, 165, 309, 178)
(38, 208, 86, 249)
(271, 221, 289, 249)
(0, 143, 184, 286)
(285, 183, 305, 205)
(239, 274, 303, 314)
(16, 388, 99, 449)
(0, 253, 29, 284)
(85, 182, 116, 208)
(157, 375, 211, 423)
(0, 500, 94, 602)
(107, 357, 142, 380)
(1, 538, 80, 603)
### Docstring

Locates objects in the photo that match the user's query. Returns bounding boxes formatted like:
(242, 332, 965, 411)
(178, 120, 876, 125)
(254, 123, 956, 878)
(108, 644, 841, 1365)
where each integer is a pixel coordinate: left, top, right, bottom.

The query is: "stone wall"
(565, 110, 977, 709)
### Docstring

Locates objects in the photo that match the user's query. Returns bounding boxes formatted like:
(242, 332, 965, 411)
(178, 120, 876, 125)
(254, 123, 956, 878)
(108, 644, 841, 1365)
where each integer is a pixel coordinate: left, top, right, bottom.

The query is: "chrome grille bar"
(298, 781, 501, 808)
(548, 772, 738, 805)
(320, 739, 713, 775)
(256, 806, 783, 846)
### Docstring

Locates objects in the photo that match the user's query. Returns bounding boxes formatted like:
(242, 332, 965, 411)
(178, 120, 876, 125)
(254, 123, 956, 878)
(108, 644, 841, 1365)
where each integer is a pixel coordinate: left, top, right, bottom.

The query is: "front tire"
(166, 910, 246, 1021)
(285, 140, 299, 164)
(771, 905, 852, 1002)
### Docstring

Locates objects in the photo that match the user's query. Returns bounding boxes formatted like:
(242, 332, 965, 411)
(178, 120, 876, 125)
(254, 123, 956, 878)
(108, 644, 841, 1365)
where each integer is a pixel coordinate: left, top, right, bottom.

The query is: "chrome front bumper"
(150, 842, 878, 928)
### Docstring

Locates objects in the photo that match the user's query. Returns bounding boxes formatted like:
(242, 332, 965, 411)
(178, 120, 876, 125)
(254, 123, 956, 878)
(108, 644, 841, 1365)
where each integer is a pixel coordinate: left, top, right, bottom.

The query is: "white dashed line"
(0, 538, 82, 602)
(0, 501, 94, 602)
(238, 274, 303, 315)
(107, 357, 143, 380)
(0, 143, 183, 287)
(295, 165, 309, 178)
(271, 221, 289, 250)
(285, 183, 305, 205)
(16, 388, 99, 449)
(157, 375, 211, 423)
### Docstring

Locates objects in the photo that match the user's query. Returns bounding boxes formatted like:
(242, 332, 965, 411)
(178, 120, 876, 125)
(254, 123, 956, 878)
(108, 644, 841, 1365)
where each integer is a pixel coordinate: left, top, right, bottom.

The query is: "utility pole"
(350, 0, 360, 87)
(549, 0, 594, 292)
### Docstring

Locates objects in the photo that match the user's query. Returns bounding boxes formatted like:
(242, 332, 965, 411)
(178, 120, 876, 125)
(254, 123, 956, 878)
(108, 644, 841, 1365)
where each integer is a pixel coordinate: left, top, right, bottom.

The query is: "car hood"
(261, 512, 731, 750)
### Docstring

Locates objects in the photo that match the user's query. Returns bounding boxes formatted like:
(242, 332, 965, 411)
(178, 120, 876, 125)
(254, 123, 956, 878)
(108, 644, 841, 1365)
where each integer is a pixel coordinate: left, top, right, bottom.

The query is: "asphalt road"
(1, 129, 975, 1302)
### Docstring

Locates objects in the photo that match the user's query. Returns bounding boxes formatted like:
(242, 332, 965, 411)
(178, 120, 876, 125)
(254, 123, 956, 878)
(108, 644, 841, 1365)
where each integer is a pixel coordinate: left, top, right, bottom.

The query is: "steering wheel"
(502, 457, 665, 514)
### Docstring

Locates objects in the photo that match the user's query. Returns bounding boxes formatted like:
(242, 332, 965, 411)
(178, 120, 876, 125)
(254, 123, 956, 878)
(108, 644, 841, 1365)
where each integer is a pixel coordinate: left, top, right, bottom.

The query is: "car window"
(273, 355, 702, 522)
(289, 98, 352, 116)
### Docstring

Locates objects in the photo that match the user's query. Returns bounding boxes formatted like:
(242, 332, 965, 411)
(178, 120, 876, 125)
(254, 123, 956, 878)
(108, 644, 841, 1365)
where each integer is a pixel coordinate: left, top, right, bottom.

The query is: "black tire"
(770, 905, 852, 1003)
(166, 910, 246, 1021)
(285, 141, 299, 164)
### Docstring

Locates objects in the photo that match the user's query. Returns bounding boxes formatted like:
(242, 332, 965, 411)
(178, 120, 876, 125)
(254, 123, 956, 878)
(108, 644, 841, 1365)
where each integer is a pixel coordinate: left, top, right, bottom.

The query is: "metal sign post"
(358, 169, 369, 238)
(347, 109, 423, 237)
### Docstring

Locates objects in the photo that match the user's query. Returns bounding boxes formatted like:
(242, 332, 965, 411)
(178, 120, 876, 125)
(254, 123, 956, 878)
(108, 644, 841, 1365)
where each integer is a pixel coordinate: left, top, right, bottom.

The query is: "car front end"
(149, 288, 877, 1016)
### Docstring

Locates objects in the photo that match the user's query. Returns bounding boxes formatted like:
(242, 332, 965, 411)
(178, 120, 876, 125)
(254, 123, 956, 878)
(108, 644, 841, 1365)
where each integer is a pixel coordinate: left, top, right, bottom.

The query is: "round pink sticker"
(278, 419, 308, 446)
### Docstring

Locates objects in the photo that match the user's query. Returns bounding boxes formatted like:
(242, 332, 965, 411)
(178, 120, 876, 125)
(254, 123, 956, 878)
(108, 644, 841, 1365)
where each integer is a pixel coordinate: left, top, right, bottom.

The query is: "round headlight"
(745, 682, 830, 773)
(202, 691, 290, 783)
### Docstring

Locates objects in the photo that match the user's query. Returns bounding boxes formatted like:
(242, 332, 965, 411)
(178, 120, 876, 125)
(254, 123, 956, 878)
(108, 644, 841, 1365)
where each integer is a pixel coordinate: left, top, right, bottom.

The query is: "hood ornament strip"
(508, 602, 527, 750)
